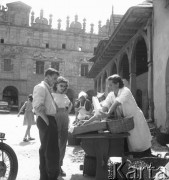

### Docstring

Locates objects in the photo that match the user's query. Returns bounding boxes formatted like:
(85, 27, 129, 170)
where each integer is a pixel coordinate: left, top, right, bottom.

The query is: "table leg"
(94, 139, 109, 180)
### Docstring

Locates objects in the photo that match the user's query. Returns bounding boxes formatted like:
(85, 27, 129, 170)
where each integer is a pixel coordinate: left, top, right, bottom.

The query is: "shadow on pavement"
(19, 141, 36, 146)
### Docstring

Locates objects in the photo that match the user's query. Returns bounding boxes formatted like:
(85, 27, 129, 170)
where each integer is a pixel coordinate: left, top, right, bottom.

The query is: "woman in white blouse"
(99, 74, 152, 157)
(52, 76, 72, 176)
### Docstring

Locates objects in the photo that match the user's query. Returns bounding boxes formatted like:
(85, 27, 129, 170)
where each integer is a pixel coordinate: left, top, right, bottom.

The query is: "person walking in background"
(52, 76, 72, 177)
(18, 94, 36, 142)
(33, 68, 60, 180)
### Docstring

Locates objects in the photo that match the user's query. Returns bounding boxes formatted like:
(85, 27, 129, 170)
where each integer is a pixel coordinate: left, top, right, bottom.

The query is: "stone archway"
(110, 63, 117, 75)
(3, 86, 18, 111)
(131, 36, 149, 118)
(119, 53, 130, 80)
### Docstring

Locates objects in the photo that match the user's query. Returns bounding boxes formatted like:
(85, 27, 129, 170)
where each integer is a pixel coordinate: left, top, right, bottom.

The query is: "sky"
(1, 0, 144, 33)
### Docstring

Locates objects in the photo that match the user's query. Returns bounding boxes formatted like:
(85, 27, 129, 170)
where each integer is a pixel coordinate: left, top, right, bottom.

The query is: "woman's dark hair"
(53, 76, 69, 92)
(28, 94, 33, 102)
(107, 74, 124, 88)
(44, 68, 60, 77)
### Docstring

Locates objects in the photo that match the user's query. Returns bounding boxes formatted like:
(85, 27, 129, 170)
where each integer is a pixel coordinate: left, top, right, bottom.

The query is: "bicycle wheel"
(0, 142, 18, 180)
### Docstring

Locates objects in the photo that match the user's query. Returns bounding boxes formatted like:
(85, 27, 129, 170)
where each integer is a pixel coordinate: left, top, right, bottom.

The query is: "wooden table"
(76, 132, 129, 180)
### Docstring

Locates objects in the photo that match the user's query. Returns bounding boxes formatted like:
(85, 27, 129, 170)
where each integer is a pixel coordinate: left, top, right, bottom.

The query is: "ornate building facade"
(0, 1, 122, 110)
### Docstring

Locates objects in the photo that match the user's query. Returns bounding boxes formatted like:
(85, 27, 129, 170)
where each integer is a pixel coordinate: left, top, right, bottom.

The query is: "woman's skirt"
(23, 111, 36, 126)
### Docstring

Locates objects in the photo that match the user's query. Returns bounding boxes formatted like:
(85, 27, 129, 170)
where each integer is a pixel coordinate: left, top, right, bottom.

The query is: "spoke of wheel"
(0, 151, 10, 179)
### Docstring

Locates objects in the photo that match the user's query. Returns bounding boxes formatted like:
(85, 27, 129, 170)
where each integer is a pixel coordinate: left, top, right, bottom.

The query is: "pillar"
(147, 20, 154, 121)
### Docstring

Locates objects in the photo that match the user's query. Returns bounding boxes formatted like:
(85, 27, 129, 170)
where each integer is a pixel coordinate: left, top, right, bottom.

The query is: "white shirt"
(52, 93, 70, 108)
(33, 81, 56, 116)
(103, 87, 152, 152)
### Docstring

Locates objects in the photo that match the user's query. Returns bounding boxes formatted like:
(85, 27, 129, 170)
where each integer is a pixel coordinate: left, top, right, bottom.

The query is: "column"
(94, 79, 97, 92)
(147, 19, 154, 121)
(129, 45, 136, 98)
(96, 78, 99, 92)
(147, 61, 154, 121)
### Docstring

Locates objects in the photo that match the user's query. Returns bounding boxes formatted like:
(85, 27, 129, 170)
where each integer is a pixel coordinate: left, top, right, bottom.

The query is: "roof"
(113, 14, 123, 29)
(88, 2, 153, 78)
(6, 1, 31, 9)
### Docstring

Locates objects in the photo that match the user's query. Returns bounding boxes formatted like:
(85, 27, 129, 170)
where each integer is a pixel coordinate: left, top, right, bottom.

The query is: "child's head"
(28, 94, 33, 102)
(78, 91, 88, 102)
(53, 76, 69, 94)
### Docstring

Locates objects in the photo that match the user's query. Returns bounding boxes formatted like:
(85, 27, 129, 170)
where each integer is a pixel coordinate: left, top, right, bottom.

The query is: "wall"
(153, 0, 169, 129)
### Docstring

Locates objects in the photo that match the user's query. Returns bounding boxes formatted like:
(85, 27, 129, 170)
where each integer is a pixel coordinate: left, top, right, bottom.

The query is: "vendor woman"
(99, 74, 152, 157)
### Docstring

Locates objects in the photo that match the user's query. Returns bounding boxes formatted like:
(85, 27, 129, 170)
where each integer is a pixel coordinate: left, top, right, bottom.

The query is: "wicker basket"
(107, 117, 134, 133)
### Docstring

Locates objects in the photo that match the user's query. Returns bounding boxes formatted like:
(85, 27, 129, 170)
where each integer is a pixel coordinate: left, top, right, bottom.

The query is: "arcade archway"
(110, 63, 117, 75)
(132, 37, 148, 118)
(119, 53, 129, 80)
(3, 86, 18, 110)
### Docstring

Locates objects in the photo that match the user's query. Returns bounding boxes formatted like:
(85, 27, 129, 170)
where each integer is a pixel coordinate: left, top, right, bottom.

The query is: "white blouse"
(102, 87, 152, 152)
(52, 93, 70, 108)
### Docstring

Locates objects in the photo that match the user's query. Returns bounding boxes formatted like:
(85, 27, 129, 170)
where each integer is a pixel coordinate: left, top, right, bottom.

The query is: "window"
(1, 39, 4, 43)
(62, 44, 66, 49)
(36, 61, 44, 74)
(4, 59, 13, 71)
(51, 62, 59, 71)
(81, 64, 88, 77)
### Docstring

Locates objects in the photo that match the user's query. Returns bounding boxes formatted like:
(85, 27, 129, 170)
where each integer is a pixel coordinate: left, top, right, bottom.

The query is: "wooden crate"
(72, 121, 107, 135)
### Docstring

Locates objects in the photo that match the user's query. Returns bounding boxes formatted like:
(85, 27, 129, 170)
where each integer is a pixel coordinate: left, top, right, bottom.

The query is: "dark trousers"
(36, 115, 60, 180)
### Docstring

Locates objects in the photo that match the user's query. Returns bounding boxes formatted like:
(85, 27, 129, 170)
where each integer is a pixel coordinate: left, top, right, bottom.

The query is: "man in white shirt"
(33, 68, 60, 180)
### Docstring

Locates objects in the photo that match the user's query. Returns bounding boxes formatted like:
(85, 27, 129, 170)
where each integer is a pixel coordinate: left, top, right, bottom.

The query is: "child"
(73, 91, 92, 126)
(18, 94, 36, 142)
(52, 76, 72, 177)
